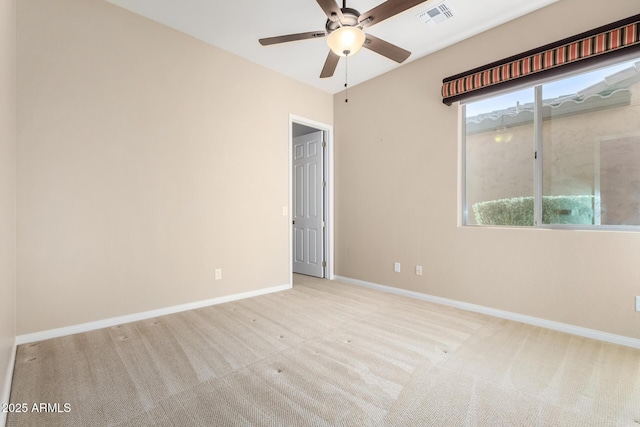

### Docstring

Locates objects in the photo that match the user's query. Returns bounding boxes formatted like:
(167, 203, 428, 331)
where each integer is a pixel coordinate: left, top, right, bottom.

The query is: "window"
(463, 56, 640, 229)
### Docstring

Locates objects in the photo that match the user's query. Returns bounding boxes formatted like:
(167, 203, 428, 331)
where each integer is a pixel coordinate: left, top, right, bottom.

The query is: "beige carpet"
(7, 275, 640, 426)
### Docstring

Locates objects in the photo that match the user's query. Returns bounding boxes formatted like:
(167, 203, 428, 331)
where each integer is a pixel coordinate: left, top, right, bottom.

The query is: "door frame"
(289, 114, 334, 285)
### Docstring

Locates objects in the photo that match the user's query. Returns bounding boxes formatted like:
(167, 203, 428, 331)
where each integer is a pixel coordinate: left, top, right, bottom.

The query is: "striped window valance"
(442, 14, 640, 106)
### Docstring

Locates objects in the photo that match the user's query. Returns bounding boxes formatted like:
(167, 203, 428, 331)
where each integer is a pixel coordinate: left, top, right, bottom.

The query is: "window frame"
(460, 55, 640, 232)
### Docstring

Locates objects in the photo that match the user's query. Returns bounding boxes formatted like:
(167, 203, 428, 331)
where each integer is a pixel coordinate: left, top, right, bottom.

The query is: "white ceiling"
(105, 0, 559, 94)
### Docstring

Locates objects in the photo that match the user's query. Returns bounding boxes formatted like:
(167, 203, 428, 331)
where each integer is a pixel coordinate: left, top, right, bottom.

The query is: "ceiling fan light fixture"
(327, 26, 366, 57)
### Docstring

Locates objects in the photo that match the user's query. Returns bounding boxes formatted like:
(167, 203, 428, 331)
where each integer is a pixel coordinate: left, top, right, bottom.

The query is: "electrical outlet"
(394, 262, 401, 273)
(215, 269, 222, 280)
(636, 296, 640, 312)
(416, 265, 423, 276)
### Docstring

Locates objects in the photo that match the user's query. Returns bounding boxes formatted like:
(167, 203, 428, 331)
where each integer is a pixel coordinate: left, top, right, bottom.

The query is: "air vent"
(416, 2, 454, 26)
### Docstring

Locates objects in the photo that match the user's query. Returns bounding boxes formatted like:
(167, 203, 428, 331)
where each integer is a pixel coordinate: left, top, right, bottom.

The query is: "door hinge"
(534, 151, 538, 159)
(322, 221, 325, 227)
(322, 261, 327, 267)
(322, 141, 327, 148)
(322, 181, 327, 188)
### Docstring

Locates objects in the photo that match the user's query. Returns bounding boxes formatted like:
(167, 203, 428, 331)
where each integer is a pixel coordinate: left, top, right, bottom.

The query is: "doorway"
(289, 115, 333, 284)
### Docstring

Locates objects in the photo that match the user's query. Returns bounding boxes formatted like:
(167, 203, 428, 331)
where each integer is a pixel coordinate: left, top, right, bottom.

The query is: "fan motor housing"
(325, 8, 361, 33)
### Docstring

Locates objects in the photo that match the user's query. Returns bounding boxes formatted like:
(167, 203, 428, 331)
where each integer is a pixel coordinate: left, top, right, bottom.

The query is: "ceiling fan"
(259, 0, 430, 78)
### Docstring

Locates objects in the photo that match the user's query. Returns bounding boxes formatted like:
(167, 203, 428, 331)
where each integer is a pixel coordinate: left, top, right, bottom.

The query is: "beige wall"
(0, 0, 16, 405)
(334, 0, 640, 339)
(16, 0, 332, 335)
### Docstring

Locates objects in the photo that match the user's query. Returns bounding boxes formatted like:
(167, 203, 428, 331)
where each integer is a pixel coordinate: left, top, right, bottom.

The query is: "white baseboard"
(1, 339, 17, 427)
(334, 275, 640, 350)
(16, 283, 292, 345)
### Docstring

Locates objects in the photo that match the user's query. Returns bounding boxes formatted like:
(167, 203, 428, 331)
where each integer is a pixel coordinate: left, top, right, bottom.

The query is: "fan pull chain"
(344, 53, 349, 103)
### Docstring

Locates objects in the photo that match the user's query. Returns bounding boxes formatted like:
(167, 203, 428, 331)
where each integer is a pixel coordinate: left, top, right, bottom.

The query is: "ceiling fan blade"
(363, 34, 411, 63)
(320, 50, 340, 78)
(316, 0, 345, 24)
(358, 0, 428, 28)
(259, 31, 326, 46)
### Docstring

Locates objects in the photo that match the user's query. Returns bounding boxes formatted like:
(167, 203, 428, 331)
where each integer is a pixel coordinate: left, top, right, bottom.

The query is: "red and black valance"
(442, 14, 640, 106)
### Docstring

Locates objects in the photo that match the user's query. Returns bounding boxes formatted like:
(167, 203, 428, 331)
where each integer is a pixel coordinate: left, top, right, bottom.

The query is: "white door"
(293, 131, 324, 277)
